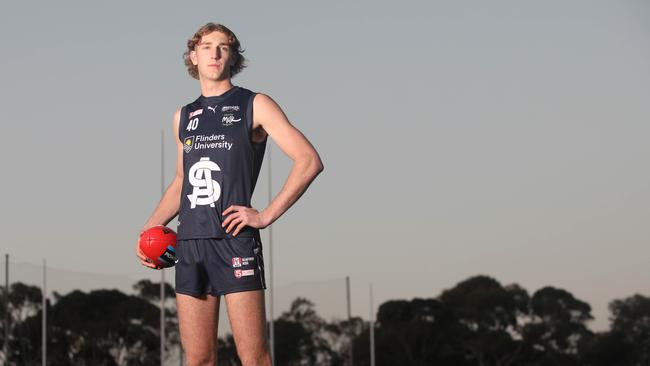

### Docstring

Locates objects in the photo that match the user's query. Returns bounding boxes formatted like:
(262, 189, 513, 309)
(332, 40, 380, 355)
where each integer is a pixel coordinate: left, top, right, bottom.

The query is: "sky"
(1, 0, 649, 332)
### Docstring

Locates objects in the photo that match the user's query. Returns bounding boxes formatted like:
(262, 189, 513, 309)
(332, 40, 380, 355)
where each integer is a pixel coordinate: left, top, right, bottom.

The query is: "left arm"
(222, 93, 324, 236)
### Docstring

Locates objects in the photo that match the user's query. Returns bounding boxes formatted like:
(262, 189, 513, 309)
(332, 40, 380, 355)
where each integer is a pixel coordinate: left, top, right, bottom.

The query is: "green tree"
(439, 276, 529, 366)
(3, 282, 43, 365)
(579, 294, 650, 366)
(522, 286, 593, 365)
(217, 334, 241, 366)
(352, 297, 468, 366)
(275, 297, 344, 365)
(9, 286, 163, 365)
(212, 297, 346, 365)
(132, 279, 179, 364)
(609, 294, 650, 365)
(578, 330, 632, 366)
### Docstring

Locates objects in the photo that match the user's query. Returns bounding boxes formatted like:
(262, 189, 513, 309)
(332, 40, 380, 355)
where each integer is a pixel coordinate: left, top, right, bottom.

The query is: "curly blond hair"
(183, 23, 247, 80)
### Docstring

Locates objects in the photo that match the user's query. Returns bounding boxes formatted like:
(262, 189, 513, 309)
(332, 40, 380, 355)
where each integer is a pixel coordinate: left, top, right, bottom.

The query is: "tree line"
(0, 275, 648, 365)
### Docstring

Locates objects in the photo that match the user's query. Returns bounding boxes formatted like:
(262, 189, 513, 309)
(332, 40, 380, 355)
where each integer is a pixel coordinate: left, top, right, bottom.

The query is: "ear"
(190, 50, 198, 66)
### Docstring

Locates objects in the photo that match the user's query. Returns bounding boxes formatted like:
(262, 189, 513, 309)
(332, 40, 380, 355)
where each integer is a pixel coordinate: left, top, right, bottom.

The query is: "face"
(190, 31, 236, 81)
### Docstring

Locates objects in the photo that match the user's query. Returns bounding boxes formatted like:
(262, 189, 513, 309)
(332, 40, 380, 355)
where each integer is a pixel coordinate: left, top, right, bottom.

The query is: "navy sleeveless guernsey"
(177, 86, 266, 240)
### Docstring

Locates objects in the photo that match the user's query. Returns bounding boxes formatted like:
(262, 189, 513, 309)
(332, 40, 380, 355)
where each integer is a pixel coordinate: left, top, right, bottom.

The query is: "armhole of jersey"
(178, 105, 187, 144)
(246, 92, 267, 145)
(246, 92, 255, 143)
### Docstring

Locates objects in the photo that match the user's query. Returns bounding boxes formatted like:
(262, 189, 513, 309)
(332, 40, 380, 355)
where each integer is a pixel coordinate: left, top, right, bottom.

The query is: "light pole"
(347, 276, 353, 366)
(267, 142, 275, 365)
(160, 129, 166, 366)
(42, 258, 47, 366)
(5, 253, 9, 365)
(369, 283, 375, 366)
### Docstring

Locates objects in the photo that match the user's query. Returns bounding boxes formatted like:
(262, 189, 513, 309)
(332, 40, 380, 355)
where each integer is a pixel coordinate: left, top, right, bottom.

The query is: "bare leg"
(225, 290, 272, 366)
(177, 293, 220, 366)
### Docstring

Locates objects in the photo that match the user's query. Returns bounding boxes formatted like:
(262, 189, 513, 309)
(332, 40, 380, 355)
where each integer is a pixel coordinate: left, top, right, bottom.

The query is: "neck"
(199, 78, 234, 97)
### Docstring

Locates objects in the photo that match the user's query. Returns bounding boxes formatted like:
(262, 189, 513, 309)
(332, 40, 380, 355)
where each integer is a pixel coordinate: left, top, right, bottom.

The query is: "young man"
(136, 23, 324, 366)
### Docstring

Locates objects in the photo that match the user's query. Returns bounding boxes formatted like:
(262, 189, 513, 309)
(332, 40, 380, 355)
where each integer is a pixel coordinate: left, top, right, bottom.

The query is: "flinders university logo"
(187, 157, 222, 209)
(183, 136, 195, 153)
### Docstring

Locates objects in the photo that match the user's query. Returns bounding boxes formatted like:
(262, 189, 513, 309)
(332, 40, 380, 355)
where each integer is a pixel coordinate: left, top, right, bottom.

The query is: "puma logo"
(208, 105, 218, 113)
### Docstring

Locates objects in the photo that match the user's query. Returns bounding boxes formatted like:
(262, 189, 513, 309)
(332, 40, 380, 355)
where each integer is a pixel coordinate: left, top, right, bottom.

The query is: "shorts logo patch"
(234, 269, 254, 278)
(232, 257, 242, 268)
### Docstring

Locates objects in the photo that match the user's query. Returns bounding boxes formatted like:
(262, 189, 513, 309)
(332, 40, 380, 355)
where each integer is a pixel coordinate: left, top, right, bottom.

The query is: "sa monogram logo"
(187, 157, 221, 209)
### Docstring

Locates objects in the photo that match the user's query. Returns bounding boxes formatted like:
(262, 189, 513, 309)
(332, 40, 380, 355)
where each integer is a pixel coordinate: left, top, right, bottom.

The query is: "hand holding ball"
(138, 225, 178, 269)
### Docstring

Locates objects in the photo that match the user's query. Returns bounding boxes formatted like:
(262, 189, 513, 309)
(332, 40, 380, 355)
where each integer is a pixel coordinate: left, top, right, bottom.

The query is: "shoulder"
(235, 85, 273, 104)
(172, 107, 182, 133)
(178, 99, 204, 121)
(251, 93, 290, 130)
(173, 100, 196, 129)
(252, 93, 282, 112)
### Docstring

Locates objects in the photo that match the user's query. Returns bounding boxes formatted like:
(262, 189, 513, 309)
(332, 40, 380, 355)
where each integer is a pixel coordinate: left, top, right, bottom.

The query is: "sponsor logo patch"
(189, 109, 203, 118)
(222, 105, 240, 112)
(222, 113, 241, 126)
(184, 134, 232, 151)
(232, 257, 242, 268)
(234, 269, 254, 278)
(183, 136, 195, 153)
(158, 246, 177, 265)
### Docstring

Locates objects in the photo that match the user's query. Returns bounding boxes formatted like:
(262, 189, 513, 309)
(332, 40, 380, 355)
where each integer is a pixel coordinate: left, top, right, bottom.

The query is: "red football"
(139, 225, 178, 268)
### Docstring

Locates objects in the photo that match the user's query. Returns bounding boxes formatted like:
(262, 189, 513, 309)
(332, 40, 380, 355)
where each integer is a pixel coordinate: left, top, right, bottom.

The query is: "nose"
(213, 47, 222, 60)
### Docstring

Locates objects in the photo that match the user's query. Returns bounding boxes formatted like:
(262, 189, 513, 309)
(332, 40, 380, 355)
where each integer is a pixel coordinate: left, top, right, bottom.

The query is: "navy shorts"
(174, 235, 266, 297)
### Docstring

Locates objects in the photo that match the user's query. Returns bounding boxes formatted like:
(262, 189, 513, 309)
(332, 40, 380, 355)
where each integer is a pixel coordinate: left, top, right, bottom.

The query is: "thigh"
(224, 290, 269, 358)
(176, 292, 220, 363)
